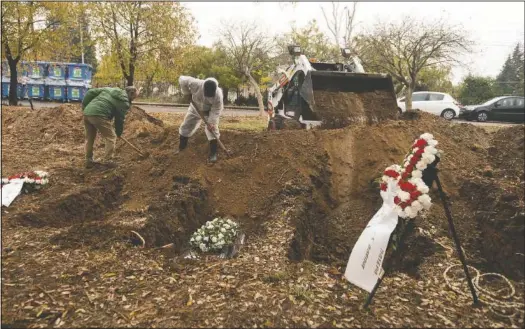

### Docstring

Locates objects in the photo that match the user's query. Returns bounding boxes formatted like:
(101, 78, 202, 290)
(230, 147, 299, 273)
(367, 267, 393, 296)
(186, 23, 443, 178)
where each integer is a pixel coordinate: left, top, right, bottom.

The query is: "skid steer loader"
(266, 46, 398, 130)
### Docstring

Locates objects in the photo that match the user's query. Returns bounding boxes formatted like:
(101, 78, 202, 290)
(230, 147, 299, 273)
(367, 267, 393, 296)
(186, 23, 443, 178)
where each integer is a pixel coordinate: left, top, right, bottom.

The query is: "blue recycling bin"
(66, 81, 88, 102)
(2, 84, 9, 99)
(17, 84, 25, 99)
(2, 84, 26, 99)
(45, 78, 67, 102)
(3, 60, 27, 78)
(66, 63, 92, 82)
(1, 61, 9, 77)
(26, 80, 45, 100)
(1, 77, 25, 99)
(22, 61, 47, 79)
(47, 62, 66, 79)
(45, 63, 67, 102)
(1, 76, 9, 98)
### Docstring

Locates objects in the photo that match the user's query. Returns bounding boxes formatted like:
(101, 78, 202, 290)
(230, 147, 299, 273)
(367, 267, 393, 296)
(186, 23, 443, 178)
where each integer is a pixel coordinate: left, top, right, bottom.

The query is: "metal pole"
(434, 173, 480, 305)
(363, 219, 414, 308)
(79, 2, 85, 64)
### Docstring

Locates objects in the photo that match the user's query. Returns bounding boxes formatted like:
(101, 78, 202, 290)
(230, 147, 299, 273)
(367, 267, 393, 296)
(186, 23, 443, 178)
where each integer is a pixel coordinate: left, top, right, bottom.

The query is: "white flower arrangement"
(379, 133, 441, 219)
(190, 217, 239, 253)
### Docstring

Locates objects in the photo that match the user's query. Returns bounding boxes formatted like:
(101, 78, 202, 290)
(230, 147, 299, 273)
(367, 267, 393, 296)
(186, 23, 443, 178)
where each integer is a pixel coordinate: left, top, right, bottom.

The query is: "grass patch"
(289, 284, 314, 302)
(221, 117, 267, 132)
(149, 112, 267, 132)
(262, 270, 291, 284)
(135, 96, 179, 103)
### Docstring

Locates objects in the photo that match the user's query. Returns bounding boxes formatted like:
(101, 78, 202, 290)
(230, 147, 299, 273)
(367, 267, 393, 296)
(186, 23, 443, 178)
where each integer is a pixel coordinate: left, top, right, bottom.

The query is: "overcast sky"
(183, 1, 524, 85)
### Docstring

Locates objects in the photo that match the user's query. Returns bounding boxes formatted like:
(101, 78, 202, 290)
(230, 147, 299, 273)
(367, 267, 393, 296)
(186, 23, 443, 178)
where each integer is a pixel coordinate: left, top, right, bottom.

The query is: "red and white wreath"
(1, 170, 50, 192)
(380, 133, 440, 219)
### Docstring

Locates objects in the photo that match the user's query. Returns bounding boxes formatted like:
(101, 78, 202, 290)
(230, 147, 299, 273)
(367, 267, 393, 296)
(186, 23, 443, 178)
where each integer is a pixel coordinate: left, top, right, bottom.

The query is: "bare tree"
(1, 2, 71, 105)
(356, 17, 472, 111)
(320, 2, 358, 48)
(217, 20, 275, 116)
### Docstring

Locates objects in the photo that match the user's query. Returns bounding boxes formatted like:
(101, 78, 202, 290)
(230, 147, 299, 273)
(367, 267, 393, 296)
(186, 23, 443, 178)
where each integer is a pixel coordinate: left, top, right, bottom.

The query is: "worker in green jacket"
(82, 86, 139, 168)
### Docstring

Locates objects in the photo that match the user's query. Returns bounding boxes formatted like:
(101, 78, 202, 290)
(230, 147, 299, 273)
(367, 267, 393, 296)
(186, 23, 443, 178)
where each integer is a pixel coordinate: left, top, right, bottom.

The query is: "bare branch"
(217, 19, 274, 115)
(356, 16, 472, 109)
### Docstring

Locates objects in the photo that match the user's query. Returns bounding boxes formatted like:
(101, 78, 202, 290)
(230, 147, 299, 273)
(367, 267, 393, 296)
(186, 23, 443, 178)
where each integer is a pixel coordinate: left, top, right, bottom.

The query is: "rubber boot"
(208, 139, 218, 163)
(175, 135, 189, 155)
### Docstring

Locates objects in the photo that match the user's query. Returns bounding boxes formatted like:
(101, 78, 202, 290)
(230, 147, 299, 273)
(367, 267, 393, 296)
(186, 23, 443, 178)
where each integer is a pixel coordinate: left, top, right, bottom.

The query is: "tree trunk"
(145, 76, 153, 97)
(246, 73, 265, 116)
(8, 59, 19, 106)
(405, 84, 415, 111)
(126, 66, 134, 87)
(223, 87, 229, 105)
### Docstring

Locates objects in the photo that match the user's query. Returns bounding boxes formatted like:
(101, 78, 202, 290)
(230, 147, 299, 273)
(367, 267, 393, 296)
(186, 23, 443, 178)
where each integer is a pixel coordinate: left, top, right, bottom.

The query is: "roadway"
(9, 100, 260, 117)
(5, 100, 522, 127)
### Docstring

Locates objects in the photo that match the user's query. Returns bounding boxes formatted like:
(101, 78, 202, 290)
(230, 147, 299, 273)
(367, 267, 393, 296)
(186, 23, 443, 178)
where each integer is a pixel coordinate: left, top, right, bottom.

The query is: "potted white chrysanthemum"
(190, 217, 240, 253)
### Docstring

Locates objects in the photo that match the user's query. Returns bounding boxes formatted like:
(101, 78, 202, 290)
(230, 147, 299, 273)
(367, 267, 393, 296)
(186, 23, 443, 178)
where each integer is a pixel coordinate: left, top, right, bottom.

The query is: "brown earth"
(313, 90, 398, 128)
(1, 104, 524, 328)
(460, 125, 525, 278)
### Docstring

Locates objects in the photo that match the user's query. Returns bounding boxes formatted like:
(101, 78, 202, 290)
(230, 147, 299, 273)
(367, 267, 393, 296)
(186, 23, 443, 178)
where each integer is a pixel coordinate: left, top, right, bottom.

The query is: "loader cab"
(305, 47, 352, 72)
(310, 62, 345, 72)
(283, 71, 305, 115)
(275, 45, 320, 121)
(281, 70, 319, 121)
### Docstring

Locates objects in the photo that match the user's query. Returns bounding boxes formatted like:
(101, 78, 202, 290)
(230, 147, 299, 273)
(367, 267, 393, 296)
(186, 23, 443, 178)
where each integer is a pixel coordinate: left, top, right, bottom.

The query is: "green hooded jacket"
(82, 87, 130, 137)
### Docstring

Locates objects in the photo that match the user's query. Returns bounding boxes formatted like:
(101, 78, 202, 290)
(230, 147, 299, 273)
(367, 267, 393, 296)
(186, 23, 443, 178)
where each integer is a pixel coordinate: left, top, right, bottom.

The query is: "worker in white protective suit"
(176, 76, 223, 163)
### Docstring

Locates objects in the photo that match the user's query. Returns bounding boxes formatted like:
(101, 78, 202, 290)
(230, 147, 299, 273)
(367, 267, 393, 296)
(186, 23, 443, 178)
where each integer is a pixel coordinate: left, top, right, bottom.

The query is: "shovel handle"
(119, 136, 145, 156)
(190, 100, 231, 156)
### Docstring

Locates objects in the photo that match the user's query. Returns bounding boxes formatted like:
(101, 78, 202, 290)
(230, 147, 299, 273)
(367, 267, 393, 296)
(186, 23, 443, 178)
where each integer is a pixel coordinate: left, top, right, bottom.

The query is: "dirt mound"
(313, 90, 398, 128)
(1, 104, 165, 145)
(2, 104, 84, 144)
(488, 125, 525, 180)
(49, 222, 127, 250)
(124, 106, 165, 139)
(2, 104, 523, 280)
(457, 126, 525, 279)
(460, 177, 524, 279)
(3, 103, 525, 328)
(133, 176, 210, 248)
(16, 174, 124, 228)
(285, 112, 501, 273)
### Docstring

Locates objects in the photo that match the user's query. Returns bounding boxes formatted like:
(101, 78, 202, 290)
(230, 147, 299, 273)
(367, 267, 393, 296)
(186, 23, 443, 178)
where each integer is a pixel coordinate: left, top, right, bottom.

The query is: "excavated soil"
(460, 125, 525, 279)
(1, 104, 524, 328)
(313, 90, 398, 128)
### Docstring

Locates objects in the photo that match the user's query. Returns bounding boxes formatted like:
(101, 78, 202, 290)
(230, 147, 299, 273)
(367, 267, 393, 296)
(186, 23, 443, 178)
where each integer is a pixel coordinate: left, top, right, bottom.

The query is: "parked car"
(397, 91, 463, 120)
(460, 96, 525, 122)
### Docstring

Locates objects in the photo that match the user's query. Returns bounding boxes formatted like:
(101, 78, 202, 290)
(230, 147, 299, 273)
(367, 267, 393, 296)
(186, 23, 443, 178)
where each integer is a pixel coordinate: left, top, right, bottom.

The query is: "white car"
(397, 92, 462, 120)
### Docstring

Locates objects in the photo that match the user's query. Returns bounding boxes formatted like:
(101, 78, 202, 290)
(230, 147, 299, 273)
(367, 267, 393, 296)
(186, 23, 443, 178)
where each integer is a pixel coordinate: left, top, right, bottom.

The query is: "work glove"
(207, 124, 217, 133)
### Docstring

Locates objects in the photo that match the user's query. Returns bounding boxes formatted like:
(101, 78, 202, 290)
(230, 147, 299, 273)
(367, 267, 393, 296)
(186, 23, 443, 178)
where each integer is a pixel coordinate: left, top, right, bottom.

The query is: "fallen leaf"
(186, 294, 194, 306)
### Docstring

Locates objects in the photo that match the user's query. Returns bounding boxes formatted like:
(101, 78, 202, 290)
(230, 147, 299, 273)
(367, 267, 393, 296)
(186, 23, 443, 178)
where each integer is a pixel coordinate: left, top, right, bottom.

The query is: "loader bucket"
(299, 71, 398, 128)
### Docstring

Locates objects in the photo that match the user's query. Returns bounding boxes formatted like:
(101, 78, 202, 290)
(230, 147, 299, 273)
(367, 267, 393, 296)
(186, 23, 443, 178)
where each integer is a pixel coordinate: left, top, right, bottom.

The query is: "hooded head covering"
(204, 78, 219, 97)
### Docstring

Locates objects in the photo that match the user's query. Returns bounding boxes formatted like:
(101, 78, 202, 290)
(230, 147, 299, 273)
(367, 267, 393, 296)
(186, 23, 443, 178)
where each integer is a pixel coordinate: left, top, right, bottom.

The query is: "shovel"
(190, 100, 232, 157)
(119, 136, 150, 159)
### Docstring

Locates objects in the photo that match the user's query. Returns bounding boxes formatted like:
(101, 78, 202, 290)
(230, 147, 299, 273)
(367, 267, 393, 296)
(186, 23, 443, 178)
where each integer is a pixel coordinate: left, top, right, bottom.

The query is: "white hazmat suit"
(179, 76, 224, 140)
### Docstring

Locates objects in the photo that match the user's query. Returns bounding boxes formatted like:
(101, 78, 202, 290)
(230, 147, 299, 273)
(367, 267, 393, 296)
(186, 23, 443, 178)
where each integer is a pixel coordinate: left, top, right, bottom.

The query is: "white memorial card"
(344, 181, 399, 292)
(2, 179, 25, 207)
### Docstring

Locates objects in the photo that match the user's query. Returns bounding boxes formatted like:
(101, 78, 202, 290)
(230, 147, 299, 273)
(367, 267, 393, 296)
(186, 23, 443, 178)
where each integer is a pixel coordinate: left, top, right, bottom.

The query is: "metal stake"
(363, 219, 414, 308)
(435, 172, 480, 305)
